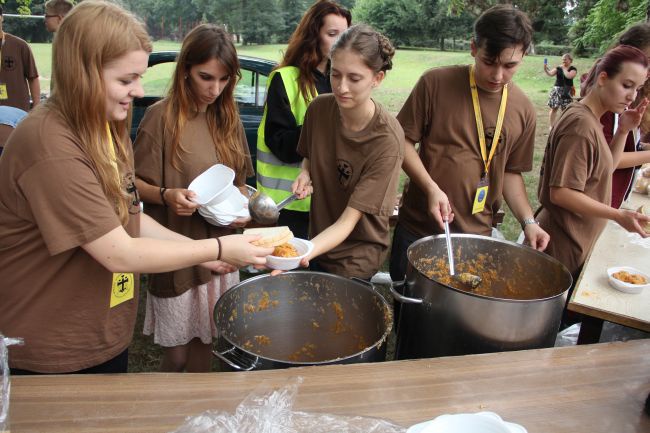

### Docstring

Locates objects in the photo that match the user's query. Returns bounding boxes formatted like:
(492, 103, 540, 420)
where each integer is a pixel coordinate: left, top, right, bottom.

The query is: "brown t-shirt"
(537, 103, 612, 275)
(0, 107, 141, 373)
(397, 65, 535, 237)
(0, 33, 38, 112)
(297, 95, 404, 278)
(134, 99, 253, 297)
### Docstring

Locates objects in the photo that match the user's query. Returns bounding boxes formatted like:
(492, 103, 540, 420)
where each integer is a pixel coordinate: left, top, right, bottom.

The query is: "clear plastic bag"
(554, 323, 580, 347)
(172, 377, 406, 433)
(1, 334, 24, 432)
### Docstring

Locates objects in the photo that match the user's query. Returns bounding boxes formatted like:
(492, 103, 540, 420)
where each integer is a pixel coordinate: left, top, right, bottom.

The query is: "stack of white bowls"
(188, 164, 250, 226)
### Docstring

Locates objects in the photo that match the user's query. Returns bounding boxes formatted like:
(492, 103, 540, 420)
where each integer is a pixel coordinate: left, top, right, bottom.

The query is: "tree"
(572, 0, 647, 54)
(354, 0, 424, 46)
(240, 0, 284, 44)
(278, 0, 309, 42)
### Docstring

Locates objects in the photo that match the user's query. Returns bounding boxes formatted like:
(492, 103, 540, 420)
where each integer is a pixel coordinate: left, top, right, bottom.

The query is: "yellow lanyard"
(0, 36, 5, 71)
(105, 123, 121, 184)
(469, 65, 508, 176)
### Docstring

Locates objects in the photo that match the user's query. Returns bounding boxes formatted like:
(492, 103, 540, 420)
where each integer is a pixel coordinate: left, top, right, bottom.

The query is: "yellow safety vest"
(256, 66, 312, 212)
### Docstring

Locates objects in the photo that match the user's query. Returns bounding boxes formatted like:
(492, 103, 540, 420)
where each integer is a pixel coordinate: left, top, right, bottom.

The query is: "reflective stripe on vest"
(256, 66, 312, 212)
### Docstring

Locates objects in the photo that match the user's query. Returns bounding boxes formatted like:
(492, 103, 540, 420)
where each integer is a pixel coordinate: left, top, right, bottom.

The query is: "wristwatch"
(521, 217, 539, 229)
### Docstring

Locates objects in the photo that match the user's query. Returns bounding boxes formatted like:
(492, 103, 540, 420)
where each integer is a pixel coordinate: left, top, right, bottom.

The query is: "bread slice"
(637, 205, 650, 234)
(244, 226, 294, 247)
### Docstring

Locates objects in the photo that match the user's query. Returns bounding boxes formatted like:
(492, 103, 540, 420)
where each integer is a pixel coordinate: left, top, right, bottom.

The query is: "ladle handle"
(444, 219, 455, 276)
(276, 194, 298, 210)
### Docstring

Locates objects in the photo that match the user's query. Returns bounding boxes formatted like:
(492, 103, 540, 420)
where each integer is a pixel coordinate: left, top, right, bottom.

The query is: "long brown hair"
(164, 24, 246, 177)
(48, 0, 152, 225)
(279, 0, 351, 101)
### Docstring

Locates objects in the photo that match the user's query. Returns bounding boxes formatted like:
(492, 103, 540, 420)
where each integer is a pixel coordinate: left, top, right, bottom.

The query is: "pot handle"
(390, 279, 423, 304)
(212, 345, 258, 371)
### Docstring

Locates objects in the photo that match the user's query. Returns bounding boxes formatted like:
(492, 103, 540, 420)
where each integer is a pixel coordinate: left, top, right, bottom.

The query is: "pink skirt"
(143, 271, 239, 347)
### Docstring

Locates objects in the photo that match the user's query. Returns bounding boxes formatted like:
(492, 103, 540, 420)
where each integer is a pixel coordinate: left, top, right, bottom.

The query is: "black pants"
(11, 348, 129, 375)
(278, 209, 309, 240)
(388, 222, 421, 282)
(388, 223, 423, 326)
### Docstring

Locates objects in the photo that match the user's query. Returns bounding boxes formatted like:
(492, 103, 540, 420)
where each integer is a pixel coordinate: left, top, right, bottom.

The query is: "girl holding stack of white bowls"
(133, 24, 255, 372)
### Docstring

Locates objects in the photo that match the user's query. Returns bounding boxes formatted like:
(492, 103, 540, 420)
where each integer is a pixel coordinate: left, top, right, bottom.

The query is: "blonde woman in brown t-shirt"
(538, 45, 650, 279)
(291, 24, 404, 279)
(0, 2, 271, 375)
(134, 25, 256, 373)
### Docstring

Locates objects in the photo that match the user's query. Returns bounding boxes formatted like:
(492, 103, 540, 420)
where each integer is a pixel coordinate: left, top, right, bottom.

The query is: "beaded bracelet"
(216, 237, 222, 261)
(159, 187, 168, 207)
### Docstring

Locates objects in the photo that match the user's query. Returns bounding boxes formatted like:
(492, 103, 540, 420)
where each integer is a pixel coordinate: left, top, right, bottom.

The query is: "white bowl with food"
(266, 238, 314, 271)
(607, 266, 650, 294)
(408, 412, 527, 433)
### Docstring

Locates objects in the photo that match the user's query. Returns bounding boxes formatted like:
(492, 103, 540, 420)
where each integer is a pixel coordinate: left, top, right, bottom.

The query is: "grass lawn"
(29, 42, 596, 371)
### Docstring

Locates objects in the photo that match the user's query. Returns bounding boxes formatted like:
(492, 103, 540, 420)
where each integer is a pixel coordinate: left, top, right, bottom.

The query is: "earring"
(184, 74, 188, 80)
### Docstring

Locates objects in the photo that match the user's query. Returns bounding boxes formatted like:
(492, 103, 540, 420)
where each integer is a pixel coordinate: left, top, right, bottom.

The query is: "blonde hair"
(164, 24, 247, 180)
(48, 1, 152, 225)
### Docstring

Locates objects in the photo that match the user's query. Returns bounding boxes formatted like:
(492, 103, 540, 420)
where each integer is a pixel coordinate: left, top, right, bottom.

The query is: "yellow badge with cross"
(110, 273, 134, 308)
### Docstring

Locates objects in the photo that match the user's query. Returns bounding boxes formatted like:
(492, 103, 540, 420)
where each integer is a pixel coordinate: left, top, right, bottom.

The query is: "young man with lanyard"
(0, 6, 40, 112)
(389, 4, 550, 282)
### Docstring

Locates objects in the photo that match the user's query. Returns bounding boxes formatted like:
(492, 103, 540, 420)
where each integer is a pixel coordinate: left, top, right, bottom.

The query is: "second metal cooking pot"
(392, 234, 572, 360)
(213, 271, 392, 370)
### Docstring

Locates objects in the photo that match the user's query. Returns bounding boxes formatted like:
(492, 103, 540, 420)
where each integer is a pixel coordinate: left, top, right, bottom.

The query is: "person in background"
(44, 0, 74, 33)
(537, 45, 650, 288)
(257, 0, 350, 239)
(291, 24, 403, 280)
(544, 53, 577, 129)
(389, 5, 549, 284)
(134, 24, 253, 373)
(0, 6, 40, 112)
(0, 0, 271, 375)
(593, 23, 650, 208)
(0, 105, 26, 155)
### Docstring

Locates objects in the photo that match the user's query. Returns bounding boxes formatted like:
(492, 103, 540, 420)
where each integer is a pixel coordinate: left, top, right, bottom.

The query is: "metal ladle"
(444, 218, 482, 289)
(248, 191, 298, 225)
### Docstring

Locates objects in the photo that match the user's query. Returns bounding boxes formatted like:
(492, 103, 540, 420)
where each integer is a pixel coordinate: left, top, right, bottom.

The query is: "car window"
(235, 69, 268, 107)
(143, 62, 176, 97)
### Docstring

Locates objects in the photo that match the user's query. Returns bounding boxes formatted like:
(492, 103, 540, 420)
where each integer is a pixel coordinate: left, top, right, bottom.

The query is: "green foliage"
(535, 43, 574, 56)
(572, 0, 647, 54)
(241, 0, 284, 44)
(277, 0, 309, 42)
(354, 0, 473, 48)
(354, 0, 424, 46)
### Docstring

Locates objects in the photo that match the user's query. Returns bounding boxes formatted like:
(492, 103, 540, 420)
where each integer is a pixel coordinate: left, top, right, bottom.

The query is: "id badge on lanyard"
(104, 124, 133, 308)
(469, 65, 508, 215)
(0, 38, 7, 100)
(472, 175, 489, 214)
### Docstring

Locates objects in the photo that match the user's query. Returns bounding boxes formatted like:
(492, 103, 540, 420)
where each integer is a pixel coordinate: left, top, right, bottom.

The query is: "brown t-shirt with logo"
(134, 99, 253, 297)
(297, 95, 404, 278)
(0, 33, 38, 112)
(537, 103, 612, 275)
(0, 107, 141, 373)
(397, 65, 535, 237)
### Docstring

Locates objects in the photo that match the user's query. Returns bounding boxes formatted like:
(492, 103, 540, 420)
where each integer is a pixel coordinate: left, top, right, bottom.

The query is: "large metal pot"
(213, 271, 392, 370)
(392, 234, 572, 360)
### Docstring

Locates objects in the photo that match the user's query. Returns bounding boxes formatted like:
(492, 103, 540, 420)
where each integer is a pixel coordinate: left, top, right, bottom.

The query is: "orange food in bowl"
(613, 271, 647, 285)
(272, 242, 299, 258)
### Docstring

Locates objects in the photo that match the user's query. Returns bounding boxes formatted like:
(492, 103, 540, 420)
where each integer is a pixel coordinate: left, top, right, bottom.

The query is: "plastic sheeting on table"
(172, 377, 406, 433)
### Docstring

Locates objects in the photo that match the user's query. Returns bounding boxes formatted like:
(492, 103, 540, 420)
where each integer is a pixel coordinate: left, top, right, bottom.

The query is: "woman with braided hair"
(290, 24, 404, 280)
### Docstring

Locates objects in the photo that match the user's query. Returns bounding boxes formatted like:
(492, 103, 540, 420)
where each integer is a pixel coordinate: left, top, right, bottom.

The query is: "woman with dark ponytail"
(538, 45, 650, 281)
(290, 24, 404, 279)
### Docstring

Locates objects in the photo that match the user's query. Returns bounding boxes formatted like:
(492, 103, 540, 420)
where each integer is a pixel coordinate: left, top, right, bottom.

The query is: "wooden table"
(568, 192, 650, 343)
(9, 341, 650, 432)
